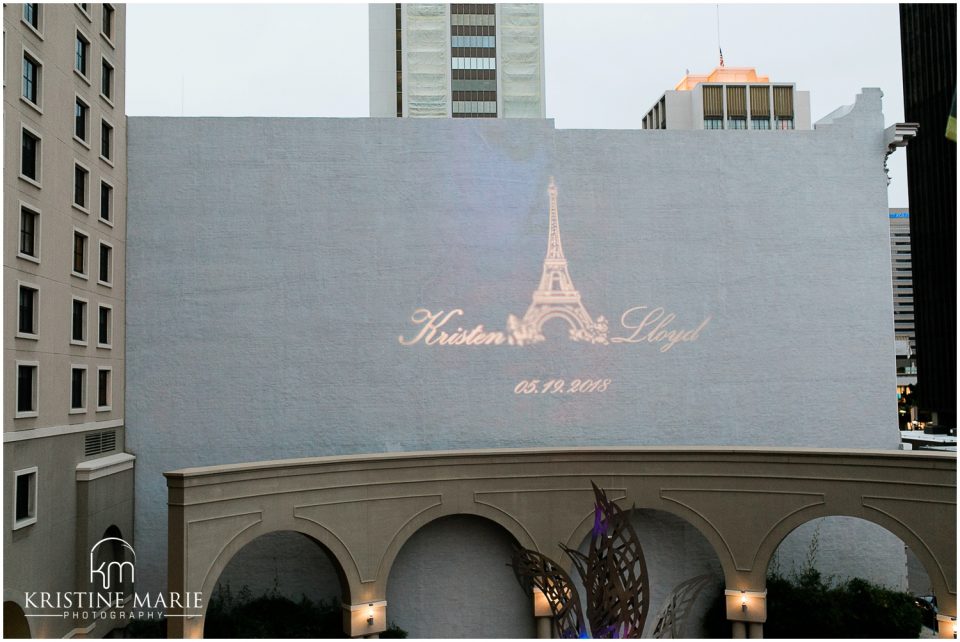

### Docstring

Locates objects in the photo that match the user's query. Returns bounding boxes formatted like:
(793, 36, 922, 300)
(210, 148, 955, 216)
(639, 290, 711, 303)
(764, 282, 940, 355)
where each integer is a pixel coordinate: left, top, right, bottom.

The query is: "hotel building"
(3, 4, 133, 638)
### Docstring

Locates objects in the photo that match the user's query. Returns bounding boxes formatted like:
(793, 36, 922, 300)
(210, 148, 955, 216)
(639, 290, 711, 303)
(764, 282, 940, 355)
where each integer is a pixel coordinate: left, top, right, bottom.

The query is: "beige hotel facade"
(3, 3, 133, 639)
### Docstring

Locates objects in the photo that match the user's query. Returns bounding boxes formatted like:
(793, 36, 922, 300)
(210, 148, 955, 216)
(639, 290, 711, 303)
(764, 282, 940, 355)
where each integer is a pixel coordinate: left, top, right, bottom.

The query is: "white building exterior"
(643, 67, 812, 131)
(125, 88, 906, 637)
(369, 3, 545, 118)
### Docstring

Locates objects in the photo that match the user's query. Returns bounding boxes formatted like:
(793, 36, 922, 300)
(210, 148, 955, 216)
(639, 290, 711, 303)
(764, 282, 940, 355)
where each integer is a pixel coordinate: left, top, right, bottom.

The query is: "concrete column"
(936, 614, 956, 639)
(532, 587, 552, 639)
(725, 588, 766, 640)
(342, 601, 387, 639)
(536, 617, 552, 639)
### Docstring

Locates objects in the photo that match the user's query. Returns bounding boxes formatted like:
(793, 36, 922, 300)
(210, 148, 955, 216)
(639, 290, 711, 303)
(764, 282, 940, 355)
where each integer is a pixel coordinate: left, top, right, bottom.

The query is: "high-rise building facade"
(899, 3, 957, 428)
(3, 4, 133, 638)
(889, 209, 917, 388)
(369, 3, 545, 118)
(642, 67, 811, 131)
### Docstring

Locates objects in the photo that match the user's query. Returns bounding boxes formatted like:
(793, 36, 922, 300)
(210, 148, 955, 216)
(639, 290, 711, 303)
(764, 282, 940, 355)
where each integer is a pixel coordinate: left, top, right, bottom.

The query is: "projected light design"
(399, 179, 712, 353)
(508, 178, 609, 345)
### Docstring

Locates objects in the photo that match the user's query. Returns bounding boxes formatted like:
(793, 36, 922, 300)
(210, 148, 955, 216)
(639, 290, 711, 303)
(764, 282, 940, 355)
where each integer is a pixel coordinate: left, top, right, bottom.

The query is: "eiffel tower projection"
(508, 178, 608, 345)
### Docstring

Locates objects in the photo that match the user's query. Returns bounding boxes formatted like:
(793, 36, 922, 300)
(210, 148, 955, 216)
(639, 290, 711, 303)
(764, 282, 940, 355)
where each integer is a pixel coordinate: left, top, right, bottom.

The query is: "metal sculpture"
(510, 482, 650, 639)
(651, 574, 713, 639)
(509, 547, 587, 639)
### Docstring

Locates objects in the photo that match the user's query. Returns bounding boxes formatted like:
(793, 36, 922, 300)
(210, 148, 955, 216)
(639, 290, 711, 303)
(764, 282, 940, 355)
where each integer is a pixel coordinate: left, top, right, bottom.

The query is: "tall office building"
(642, 67, 811, 130)
(899, 3, 957, 427)
(369, 3, 545, 118)
(889, 209, 917, 389)
(3, 4, 133, 638)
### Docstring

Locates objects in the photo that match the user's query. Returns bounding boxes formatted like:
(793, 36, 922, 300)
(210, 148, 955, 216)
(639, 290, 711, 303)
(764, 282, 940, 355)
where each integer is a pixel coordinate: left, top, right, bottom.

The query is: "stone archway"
(386, 514, 535, 638)
(201, 530, 348, 638)
(165, 448, 956, 639)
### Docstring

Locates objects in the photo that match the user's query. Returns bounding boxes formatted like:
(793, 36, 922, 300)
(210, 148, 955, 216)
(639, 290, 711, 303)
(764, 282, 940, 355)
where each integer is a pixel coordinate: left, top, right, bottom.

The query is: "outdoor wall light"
(740, 591, 747, 612)
(367, 604, 375, 626)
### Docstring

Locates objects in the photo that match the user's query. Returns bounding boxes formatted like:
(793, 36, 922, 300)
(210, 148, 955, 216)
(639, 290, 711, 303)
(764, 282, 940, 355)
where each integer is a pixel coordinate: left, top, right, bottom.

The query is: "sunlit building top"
(643, 66, 811, 131)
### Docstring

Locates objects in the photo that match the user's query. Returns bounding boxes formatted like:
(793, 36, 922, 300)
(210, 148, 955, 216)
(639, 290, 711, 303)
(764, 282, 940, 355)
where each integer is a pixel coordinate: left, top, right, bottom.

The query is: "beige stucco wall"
(3, 4, 130, 639)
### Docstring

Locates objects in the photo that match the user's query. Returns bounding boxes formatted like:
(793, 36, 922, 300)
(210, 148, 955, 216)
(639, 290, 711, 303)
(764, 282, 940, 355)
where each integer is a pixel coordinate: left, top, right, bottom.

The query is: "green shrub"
(703, 567, 923, 638)
(118, 583, 409, 638)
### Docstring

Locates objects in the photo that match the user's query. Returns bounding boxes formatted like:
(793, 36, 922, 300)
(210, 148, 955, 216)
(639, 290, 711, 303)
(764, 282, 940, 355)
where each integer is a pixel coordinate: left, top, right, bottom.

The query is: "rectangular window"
(750, 85, 770, 119)
(101, 58, 114, 100)
(775, 117, 795, 130)
(71, 367, 86, 411)
(98, 305, 111, 347)
(726, 85, 747, 119)
(97, 368, 111, 410)
(19, 206, 39, 259)
(773, 86, 794, 119)
(22, 53, 39, 105)
(72, 298, 87, 343)
(13, 468, 38, 528)
(99, 243, 112, 285)
(75, 32, 89, 76)
(451, 57, 496, 70)
(100, 120, 113, 160)
(73, 231, 88, 276)
(727, 118, 747, 130)
(21, 128, 39, 182)
(703, 85, 723, 119)
(751, 118, 771, 130)
(75, 97, 89, 141)
(16, 363, 38, 416)
(704, 117, 723, 130)
(74, 164, 88, 208)
(23, 4, 39, 30)
(102, 5, 114, 40)
(100, 181, 113, 222)
(18, 286, 38, 336)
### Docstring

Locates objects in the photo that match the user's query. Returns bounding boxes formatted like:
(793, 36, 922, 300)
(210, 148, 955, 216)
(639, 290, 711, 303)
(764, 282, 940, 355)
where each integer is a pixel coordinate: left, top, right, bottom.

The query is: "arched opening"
(571, 508, 724, 638)
(3, 601, 30, 639)
(763, 516, 927, 637)
(203, 530, 348, 638)
(386, 514, 535, 638)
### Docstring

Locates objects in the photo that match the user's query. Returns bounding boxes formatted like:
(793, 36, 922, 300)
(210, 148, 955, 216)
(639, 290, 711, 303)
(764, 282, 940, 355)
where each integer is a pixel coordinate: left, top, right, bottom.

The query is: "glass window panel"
(22, 56, 37, 103)
(73, 300, 85, 341)
(20, 208, 37, 257)
(21, 131, 38, 180)
(72, 369, 85, 409)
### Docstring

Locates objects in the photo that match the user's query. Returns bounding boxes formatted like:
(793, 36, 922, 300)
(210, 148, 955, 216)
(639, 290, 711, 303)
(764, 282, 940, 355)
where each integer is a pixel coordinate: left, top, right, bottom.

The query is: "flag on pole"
(719, 48, 725, 68)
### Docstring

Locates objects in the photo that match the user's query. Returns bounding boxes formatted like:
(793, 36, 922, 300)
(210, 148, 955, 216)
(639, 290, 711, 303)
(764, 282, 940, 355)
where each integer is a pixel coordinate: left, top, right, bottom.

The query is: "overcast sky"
(126, 3, 909, 205)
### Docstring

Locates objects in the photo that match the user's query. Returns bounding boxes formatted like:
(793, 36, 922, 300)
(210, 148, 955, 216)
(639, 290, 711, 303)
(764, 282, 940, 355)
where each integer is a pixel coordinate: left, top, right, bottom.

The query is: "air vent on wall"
(84, 430, 117, 457)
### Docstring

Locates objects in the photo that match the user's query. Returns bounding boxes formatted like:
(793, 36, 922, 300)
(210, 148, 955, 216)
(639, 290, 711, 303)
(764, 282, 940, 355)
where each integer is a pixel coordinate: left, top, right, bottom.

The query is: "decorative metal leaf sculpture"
(560, 482, 650, 638)
(509, 482, 651, 639)
(651, 574, 713, 639)
(509, 546, 587, 639)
